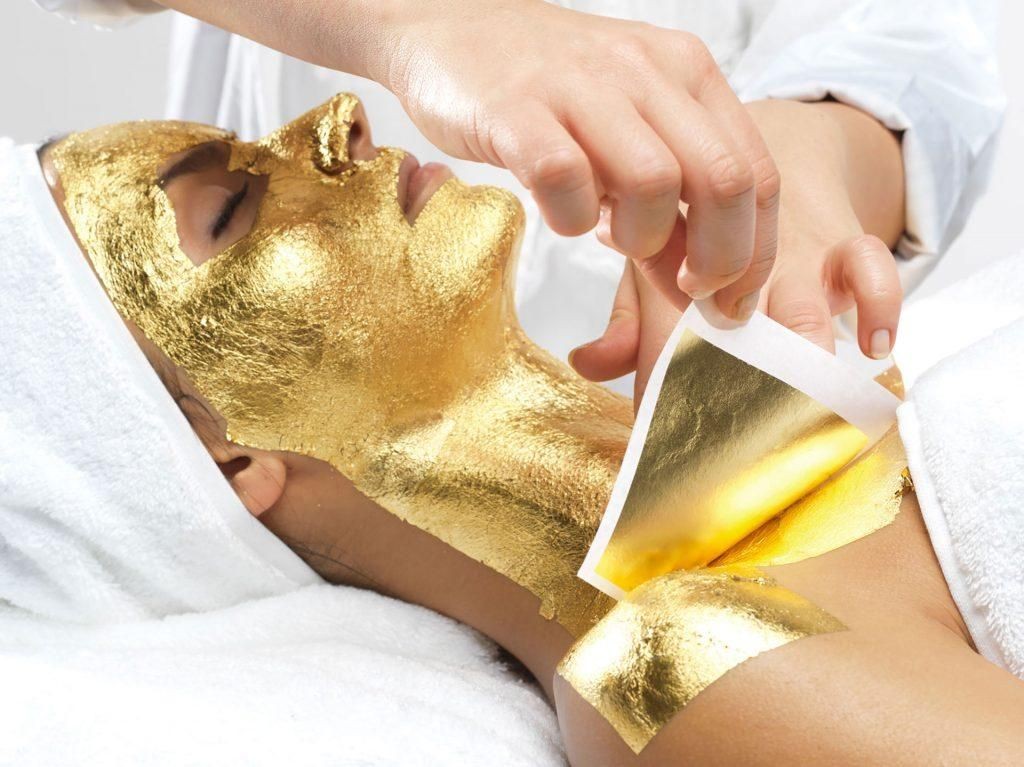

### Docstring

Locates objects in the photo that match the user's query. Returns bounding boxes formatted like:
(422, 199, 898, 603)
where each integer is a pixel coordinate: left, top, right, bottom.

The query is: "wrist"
(746, 99, 904, 246)
(305, 0, 411, 83)
(812, 101, 905, 245)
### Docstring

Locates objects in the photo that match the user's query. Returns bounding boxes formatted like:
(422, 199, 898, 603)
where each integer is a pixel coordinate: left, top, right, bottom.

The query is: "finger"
(631, 211, 692, 313)
(695, 86, 781, 321)
(641, 97, 757, 300)
(598, 200, 692, 313)
(711, 237, 773, 323)
(570, 262, 641, 381)
(831, 234, 903, 359)
(489, 106, 600, 236)
(766, 268, 836, 352)
(654, 33, 781, 314)
(568, 101, 681, 259)
(632, 261, 686, 401)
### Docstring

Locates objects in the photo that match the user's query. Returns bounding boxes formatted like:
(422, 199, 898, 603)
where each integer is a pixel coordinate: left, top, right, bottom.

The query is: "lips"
(398, 154, 454, 224)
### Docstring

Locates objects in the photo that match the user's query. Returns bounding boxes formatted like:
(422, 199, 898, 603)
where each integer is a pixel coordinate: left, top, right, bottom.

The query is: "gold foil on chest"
(717, 427, 910, 567)
(564, 326, 911, 753)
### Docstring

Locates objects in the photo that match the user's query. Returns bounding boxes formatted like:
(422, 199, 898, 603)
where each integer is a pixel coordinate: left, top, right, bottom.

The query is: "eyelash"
(211, 181, 250, 240)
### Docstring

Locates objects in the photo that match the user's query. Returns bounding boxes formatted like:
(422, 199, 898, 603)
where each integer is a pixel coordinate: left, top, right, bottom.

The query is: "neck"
(360, 325, 634, 637)
(269, 324, 634, 687)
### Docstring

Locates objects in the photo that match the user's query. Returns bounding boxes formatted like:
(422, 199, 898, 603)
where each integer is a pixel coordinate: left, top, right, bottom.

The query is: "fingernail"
(869, 329, 891, 360)
(734, 291, 759, 322)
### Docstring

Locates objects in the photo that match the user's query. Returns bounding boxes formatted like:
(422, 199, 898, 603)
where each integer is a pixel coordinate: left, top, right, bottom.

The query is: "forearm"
(746, 99, 905, 247)
(151, 0, 406, 84)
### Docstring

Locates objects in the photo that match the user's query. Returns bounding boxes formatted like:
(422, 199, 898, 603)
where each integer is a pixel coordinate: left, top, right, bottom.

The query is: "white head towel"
(0, 138, 319, 623)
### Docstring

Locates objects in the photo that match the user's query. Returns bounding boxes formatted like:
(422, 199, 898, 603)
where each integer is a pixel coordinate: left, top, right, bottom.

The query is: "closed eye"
(158, 141, 268, 266)
(212, 181, 250, 240)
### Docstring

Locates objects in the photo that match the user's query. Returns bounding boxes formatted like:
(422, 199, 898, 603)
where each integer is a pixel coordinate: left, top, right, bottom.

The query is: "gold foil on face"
(593, 330, 867, 593)
(716, 427, 912, 567)
(557, 566, 845, 753)
(52, 95, 631, 637)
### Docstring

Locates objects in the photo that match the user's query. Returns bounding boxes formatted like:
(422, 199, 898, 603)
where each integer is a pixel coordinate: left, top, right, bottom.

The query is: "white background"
(2, 1, 1021, 297)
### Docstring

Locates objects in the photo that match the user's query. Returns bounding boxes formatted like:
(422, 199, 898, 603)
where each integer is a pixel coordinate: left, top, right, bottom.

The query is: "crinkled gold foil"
(557, 565, 846, 753)
(52, 94, 630, 637)
(716, 427, 912, 567)
(593, 330, 868, 592)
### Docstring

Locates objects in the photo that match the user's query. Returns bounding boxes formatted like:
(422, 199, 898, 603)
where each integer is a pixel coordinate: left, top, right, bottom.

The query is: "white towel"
(0, 138, 319, 621)
(0, 585, 565, 767)
(0, 138, 566, 764)
(896, 252, 1024, 674)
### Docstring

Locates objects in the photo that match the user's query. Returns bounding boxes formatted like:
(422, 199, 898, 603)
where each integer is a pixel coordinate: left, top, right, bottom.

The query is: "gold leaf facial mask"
(52, 94, 632, 637)
(557, 566, 846, 753)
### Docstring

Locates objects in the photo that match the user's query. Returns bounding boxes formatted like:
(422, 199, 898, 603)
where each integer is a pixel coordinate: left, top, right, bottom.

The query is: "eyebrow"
(157, 142, 228, 187)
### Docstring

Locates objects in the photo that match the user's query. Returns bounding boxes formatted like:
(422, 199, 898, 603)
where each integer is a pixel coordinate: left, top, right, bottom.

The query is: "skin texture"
(40, 102, 1024, 764)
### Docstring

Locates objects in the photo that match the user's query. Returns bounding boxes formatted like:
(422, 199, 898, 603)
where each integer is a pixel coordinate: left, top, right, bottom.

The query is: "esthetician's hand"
(571, 99, 906, 400)
(385, 1, 781, 318)
(155, 0, 780, 320)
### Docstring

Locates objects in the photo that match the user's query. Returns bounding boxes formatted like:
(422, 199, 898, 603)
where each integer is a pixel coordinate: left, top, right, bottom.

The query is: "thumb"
(570, 262, 640, 381)
(766, 268, 836, 353)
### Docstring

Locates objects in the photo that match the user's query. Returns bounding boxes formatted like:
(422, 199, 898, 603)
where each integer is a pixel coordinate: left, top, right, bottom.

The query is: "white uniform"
(36, 0, 1005, 369)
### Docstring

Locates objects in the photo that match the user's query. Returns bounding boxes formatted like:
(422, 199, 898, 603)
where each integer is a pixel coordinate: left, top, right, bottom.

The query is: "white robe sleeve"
(730, 0, 1006, 293)
(33, 0, 162, 27)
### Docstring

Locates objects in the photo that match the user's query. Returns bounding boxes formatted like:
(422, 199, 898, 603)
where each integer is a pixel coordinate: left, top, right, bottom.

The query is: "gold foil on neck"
(51, 94, 630, 637)
(592, 330, 868, 593)
(557, 566, 845, 753)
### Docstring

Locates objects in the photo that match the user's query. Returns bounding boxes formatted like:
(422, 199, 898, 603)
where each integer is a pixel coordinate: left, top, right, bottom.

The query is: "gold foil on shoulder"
(564, 326, 908, 752)
(592, 330, 867, 592)
(557, 566, 845, 753)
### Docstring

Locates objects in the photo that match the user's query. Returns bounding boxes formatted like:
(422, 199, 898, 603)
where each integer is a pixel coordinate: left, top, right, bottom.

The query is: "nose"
(263, 93, 378, 175)
(345, 102, 376, 164)
(309, 94, 377, 174)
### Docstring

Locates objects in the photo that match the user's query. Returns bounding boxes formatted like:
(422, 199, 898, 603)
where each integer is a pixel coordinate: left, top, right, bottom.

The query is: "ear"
(210, 443, 288, 518)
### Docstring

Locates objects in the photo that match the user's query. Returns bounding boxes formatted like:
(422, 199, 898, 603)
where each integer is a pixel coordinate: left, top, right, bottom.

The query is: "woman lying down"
(4, 93, 1023, 765)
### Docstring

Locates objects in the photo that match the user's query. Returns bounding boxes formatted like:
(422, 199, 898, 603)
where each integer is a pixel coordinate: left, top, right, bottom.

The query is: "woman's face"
(52, 94, 525, 469)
